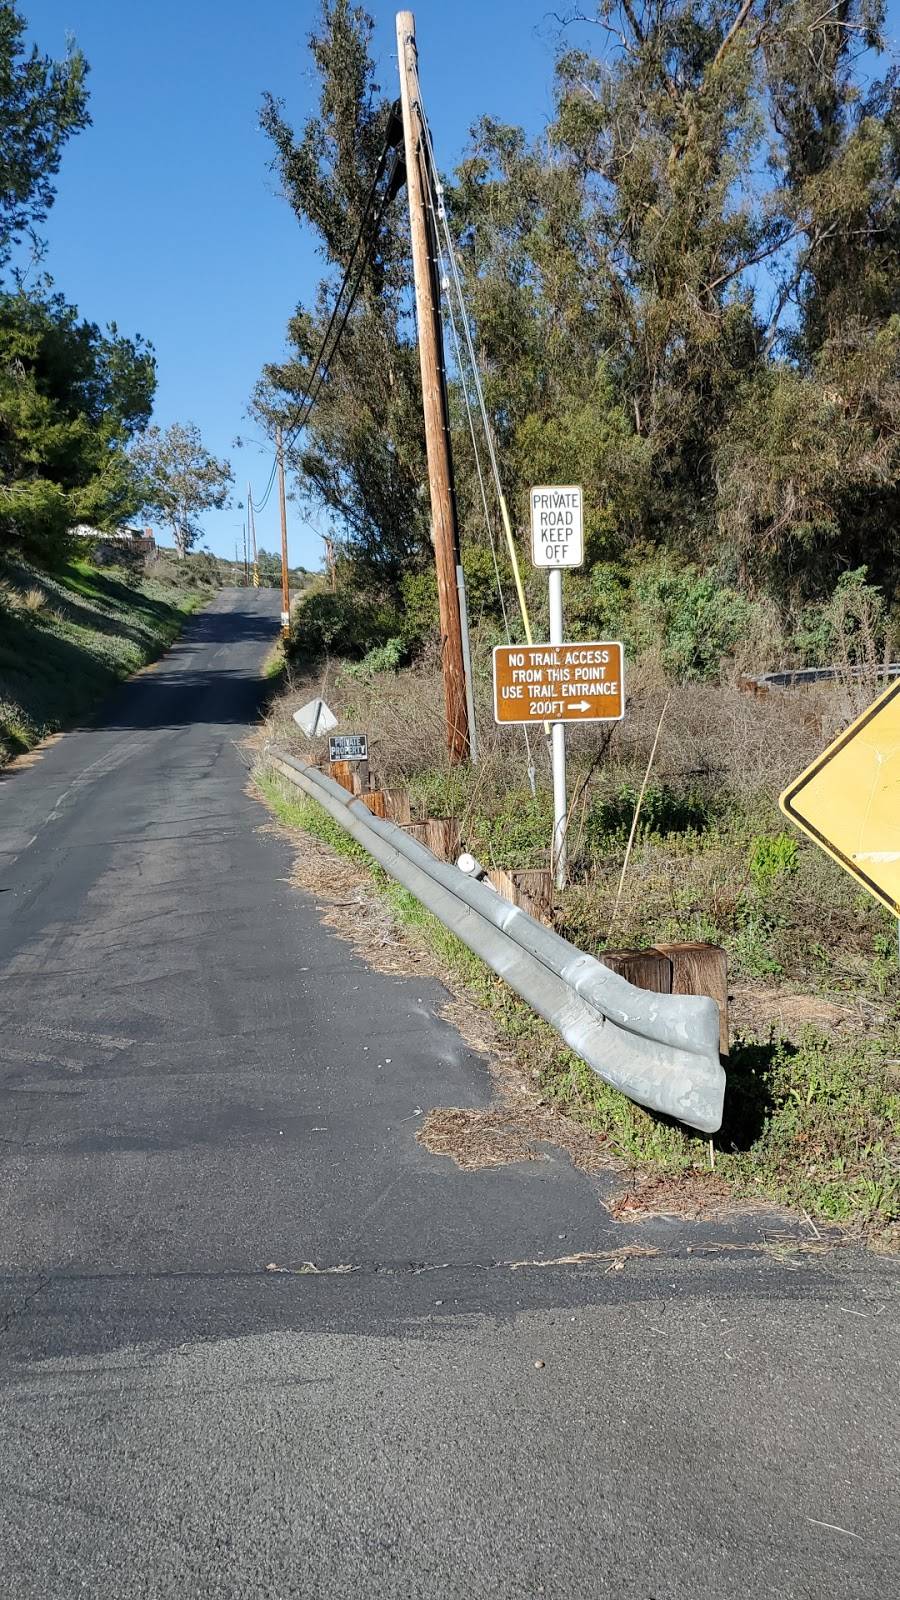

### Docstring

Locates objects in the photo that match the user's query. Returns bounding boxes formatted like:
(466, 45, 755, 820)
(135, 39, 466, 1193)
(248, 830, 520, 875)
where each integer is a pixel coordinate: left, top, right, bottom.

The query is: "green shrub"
(587, 561, 631, 639)
(577, 555, 760, 678)
(289, 582, 402, 660)
(183, 550, 222, 588)
(473, 790, 554, 861)
(633, 562, 753, 679)
(399, 568, 438, 648)
(398, 546, 510, 654)
(793, 567, 891, 669)
(586, 781, 715, 846)
(460, 544, 511, 626)
(748, 833, 799, 893)
(339, 636, 405, 682)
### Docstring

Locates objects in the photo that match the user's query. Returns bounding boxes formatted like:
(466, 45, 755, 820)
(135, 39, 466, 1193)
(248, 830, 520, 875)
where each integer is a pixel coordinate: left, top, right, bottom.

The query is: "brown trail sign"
(493, 642, 624, 726)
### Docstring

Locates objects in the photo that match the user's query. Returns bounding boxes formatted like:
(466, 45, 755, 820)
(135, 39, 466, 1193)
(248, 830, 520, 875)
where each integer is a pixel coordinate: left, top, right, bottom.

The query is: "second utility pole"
(276, 424, 291, 640)
(396, 9, 469, 763)
(248, 483, 260, 587)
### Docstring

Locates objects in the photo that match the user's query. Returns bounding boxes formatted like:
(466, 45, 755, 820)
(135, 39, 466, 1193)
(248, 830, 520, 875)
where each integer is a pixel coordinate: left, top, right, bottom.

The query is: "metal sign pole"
(456, 562, 479, 765)
(549, 567, 567, 888)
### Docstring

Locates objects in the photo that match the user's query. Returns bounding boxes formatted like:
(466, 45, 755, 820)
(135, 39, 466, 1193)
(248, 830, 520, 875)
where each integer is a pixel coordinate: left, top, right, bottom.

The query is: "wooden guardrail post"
(360, 791, 387, 818)
(487, 866, 554, 926)
(402, 821, 431, 846)
(601, 948, 673, 993)
(425, 817, 460, 862)
(383, 790, 412, 825)
(327, 760, 363, 796)
(655, 941, 729, 1056)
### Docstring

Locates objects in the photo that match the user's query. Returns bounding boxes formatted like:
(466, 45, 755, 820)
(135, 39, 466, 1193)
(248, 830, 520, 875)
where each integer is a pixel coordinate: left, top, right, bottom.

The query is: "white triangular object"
(293, 699, 338, 738)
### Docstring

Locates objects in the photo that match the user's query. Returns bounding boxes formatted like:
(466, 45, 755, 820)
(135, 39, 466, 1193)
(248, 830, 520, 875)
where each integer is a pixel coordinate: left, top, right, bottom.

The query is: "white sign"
(530, 485, 583, 568)
(293, 698, 338, 738)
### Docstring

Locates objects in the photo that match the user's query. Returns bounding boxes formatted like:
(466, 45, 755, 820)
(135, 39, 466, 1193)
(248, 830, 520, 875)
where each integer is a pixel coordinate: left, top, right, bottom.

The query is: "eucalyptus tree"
(130, 424, 233, 558)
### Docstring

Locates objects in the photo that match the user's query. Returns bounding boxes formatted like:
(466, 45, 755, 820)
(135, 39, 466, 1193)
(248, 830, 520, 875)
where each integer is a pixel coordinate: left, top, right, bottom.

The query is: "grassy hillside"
(0, 554, 214, 765)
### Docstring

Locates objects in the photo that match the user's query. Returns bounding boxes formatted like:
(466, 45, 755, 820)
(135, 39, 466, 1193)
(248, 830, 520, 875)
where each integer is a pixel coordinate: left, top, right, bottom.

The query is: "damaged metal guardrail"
(267, 748, 726, 1134)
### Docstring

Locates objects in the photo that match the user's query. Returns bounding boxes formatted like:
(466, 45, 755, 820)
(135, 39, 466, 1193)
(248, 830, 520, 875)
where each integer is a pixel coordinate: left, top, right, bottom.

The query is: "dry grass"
(262, 655, 848, 814)
(417, 1104, 622, 1176)
(259, 651, 897, 1007)
(1, 581, 47, 615)
(609, 1169, 736, 1221)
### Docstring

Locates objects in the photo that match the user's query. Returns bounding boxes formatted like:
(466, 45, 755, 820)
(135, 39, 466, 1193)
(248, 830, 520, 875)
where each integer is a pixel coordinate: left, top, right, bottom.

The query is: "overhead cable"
(411, 61, 536, 648)
(421, 124, 538, 788)
(280, 149, 405, 464)
(250, 103, 405, 512)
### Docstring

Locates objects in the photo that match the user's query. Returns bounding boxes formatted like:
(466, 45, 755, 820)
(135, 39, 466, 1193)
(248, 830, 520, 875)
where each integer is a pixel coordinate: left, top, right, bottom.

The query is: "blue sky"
(24, 1, 579, 566)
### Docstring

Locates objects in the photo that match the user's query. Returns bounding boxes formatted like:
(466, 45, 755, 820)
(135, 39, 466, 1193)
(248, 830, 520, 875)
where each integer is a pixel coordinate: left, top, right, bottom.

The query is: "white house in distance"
(71, 524, 157, 561)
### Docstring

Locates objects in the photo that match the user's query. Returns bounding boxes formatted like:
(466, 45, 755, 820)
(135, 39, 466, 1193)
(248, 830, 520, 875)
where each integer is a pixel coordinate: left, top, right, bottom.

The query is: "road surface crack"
(263, 1245, 659, 1277)
(0, 1275, 49, 1338)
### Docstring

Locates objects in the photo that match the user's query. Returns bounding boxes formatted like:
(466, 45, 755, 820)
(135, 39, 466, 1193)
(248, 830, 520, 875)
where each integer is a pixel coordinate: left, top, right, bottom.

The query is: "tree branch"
(761, 221, 837, 356)
(711, 0, 758, 71)
(704, 225, 805, 296)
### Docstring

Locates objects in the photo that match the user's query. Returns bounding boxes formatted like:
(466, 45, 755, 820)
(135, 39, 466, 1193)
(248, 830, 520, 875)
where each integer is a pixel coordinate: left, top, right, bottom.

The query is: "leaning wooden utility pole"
(276, 425, 291, 640)
(248, 483, 260, 588)
(396, 10, 469, 763)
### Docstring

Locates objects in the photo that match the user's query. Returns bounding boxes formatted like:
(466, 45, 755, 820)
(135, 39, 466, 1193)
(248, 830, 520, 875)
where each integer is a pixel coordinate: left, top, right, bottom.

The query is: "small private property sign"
(328, 733, 369, 762)
(493, 642, 624, 725)
(530, 485, 584, 568)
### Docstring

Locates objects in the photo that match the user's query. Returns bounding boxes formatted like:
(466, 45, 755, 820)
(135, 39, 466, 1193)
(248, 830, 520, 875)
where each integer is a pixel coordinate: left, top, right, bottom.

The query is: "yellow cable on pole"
(499, 492, 533, 645)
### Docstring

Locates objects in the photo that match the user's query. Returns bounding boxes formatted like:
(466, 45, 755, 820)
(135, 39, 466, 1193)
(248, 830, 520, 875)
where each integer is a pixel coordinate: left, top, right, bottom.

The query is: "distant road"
(0, 588, 897, 1598)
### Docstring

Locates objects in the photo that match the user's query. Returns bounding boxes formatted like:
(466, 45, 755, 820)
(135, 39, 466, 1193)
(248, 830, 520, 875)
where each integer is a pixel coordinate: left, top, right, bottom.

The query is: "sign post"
(530, 486, 584, 889)
(548, 567, 567, 884)
(493, 486, 627, 889)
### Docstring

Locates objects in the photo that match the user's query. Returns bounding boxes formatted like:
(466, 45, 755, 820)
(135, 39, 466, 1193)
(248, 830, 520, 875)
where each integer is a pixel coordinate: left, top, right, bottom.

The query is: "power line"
(252, 457, 279, 516)
(411, 59, 536, 652)
(249, 105, 405, 513)
(279, 150, 405, 464)
(414, 64, 540, 786)
(428, 177, 538, 789)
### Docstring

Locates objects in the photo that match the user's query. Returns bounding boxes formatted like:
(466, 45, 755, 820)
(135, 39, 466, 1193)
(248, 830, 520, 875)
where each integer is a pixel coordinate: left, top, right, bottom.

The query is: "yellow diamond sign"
(779, 679, 900, 916)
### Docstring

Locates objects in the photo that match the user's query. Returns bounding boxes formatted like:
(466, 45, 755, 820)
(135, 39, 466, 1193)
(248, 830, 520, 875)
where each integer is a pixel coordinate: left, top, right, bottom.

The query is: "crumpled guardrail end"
(563, 1003, 725, 1135)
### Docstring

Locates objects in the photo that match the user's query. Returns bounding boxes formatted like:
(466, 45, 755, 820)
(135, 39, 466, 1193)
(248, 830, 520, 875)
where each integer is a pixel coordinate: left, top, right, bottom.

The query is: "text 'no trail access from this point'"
(493, 642, 624, 724)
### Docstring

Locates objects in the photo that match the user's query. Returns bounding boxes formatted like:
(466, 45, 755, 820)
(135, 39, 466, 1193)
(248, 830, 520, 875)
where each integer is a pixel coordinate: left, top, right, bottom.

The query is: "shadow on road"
(96, 601, 280, 731)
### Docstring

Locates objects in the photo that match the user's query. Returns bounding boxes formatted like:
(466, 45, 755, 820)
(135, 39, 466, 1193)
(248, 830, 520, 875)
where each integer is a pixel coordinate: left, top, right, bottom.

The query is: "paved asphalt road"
(0, 588, 897, 1599)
